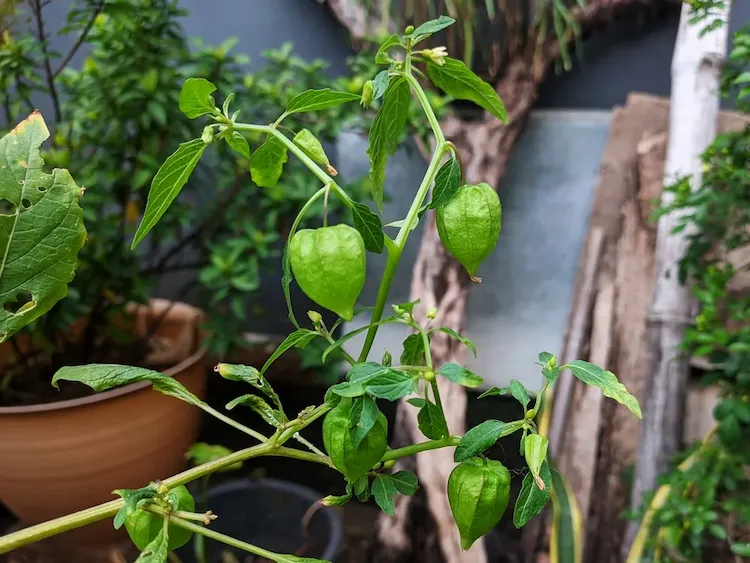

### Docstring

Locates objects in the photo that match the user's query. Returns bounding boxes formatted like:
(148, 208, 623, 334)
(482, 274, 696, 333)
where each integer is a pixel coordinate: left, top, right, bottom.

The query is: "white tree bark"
(625, 1, 731, 552)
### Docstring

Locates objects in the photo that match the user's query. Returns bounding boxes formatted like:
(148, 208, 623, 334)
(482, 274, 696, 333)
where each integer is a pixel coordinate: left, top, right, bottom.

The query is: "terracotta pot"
(0, 299, 208, 546)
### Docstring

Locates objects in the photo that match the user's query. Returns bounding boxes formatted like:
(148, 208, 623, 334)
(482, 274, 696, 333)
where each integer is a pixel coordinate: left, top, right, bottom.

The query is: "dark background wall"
(38, 0, 750, 115)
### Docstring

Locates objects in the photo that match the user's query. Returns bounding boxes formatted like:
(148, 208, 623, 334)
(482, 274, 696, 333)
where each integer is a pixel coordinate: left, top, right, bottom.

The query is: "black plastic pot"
(174, 478, 343, 563)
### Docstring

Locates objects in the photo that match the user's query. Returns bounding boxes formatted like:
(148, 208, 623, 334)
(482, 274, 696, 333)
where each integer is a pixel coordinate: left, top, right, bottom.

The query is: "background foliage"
(0, 0, 448, 396)
(632, 12, 750, 561)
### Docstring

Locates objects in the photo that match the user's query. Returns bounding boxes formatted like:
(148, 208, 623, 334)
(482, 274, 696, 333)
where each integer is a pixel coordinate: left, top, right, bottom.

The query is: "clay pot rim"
(0, 299, 208, 415)
(0, 345, 207, 415)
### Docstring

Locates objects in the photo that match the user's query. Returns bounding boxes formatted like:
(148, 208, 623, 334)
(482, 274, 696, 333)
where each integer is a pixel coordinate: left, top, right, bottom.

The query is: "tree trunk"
(624, 1, 731, 553)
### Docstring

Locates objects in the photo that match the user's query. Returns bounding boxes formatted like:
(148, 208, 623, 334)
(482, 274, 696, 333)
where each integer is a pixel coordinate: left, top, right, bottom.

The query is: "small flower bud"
(421, 46, 448, 66)
(405, 25, 415, 34)
(548, 356, 556, 369)
(360, 80, 374, 108)
(427, 307, 437, 320)
(308, 310, 323, 326)
(201, 126, 214, 144)
(383, 459, 396, 469)
(424, 370, 435, 382)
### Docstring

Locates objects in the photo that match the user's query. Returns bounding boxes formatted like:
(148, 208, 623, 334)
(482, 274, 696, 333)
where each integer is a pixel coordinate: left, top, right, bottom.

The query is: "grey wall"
(341, 111, 611, 389)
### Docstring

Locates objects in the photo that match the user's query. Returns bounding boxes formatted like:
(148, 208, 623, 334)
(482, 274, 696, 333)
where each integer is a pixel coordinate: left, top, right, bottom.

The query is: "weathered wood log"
(625, 2, 731, 552)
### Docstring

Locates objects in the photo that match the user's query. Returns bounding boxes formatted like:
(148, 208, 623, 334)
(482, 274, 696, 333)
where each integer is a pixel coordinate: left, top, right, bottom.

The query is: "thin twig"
(53, 0, 104, 78)
(28, 0, 61, 122)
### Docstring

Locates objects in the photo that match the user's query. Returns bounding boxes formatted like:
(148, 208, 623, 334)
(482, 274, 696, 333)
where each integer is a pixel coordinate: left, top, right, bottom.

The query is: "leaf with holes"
(0, 113, 86, 343)
(132, 138, 206, 248)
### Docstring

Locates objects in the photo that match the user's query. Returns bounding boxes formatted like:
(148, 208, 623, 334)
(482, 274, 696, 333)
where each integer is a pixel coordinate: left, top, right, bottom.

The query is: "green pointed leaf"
(331, 362, 390, 397)
(178, 78, 217, 119)
(418, 401, 448, 439)
(431, 327, 476, 357)
(215, 363, 284, 414)
(372, 474, 398, 516)
(367, 79, 411, 210)
(513, 462, 552, 528)
(282, 236, 296, 327)
(428, 157, 462, 209)
(376, 34, 403, 64)
(185, 443, 241, 472)
(351, 201, 385, 253)
(261, 329, 319, 374)
(293, 129, 330, 166)
(225, 131, 250, 158)
(365, 370, 419, 401)
(394, 299, 420, 314)
(112, 485, 158, 530)
(52, 365, 202, 406)
(389, 471, 419, 495)
(427, 58, 507, 122)
(537, 351, 560, 383)
(381, 350, 393, 367)
(401, 333, 426, 366)
(353, 475, 371, 502)
(132, 138, 206, 248)
(564, 360, 642, 418)
(225, 394, 284, 427)
(455, 419, 525, 462)
(0, 112, 86, 343)
(524, 434, 548, 481)
(407, 398, 426, 408)
(410, 15, 456, 40)
(286, 89, 360, 115)
(509, 379, 530, 409)
(437, 363, 483, 388)
(350, 394, 379, 448)
(371, 70, 390, 101)
(134, 523, 169, 563)
(250, 135, 288, 188)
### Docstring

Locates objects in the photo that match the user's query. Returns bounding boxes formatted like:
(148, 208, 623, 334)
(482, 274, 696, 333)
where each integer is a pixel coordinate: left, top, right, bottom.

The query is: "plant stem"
(0, 435, 328, 554)
(322, 331, 356, 365)
(381, 435, 460, 461)
(167, 514, 290, 561)
(233, 123, 338, 190)
(199, 404, 268, 443)
(357, 73, 447, 362)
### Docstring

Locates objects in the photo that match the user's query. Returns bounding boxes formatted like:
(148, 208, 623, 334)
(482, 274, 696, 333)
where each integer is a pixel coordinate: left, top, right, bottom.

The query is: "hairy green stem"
(381, 435, 460, 461)
(199, 404, 268, 443)
(0, 437, 327, 554)
(167, 514, 289, 561)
